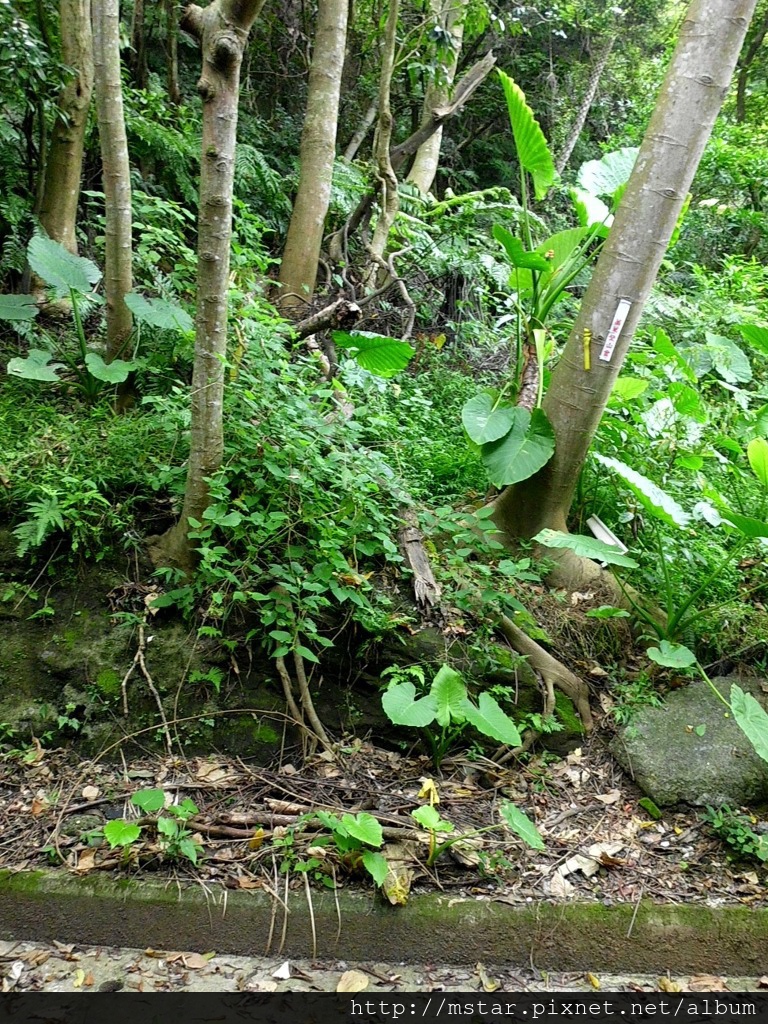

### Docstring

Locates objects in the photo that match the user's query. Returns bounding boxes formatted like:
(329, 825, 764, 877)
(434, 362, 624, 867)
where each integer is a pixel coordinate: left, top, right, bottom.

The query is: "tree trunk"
(554, 33, 615, 176)
(93, 0, 134, 361)
(166, 0, 182, 105)
(277, 0, 349, 312)
(155, 0, 267, 571)
(130, 0, 148, 88)
(735, 3, 768, 121)
(493, 0, 758, 553)
(343, 98, 378, 161)
(406, 0, 468, 194)
(37, 0, 94, 256)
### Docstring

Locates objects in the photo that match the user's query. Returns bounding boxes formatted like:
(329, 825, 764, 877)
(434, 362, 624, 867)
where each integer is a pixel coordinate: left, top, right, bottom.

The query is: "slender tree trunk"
(406, 0, 467, 194)
(166, 0, 182, 105)
(493, 0, 758, 557)
(343, 97, 378, 161)
(130, 0, 148, 88)
(155, 0, 266, 570)
(554, 33, 615, 176)
(37, 0, 94, 255)
(277, 0, 349, 312)
(735, 4, 768, 120)
(93, 0, 134, 361)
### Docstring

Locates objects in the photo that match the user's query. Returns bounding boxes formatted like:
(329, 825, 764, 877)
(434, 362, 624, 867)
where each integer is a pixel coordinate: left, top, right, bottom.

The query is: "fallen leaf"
(30, 796, 49, 817)
(83, 972, 95, 988)
(757, 976, 768, 988)
(658, 976, 683, 992)
(589, 666, 609, 677)
(418, 778, 440, 805)
(237, 876, 261, 890)
(382, 841, 415, 906)
(166, 952, 212, 970)
(272, 962, 292, 980)
(75, 849, 97, 874)
(73, 969, 86, 988)
(548, 868, 574, 897)
(562, 853, 600, 878)
(82, 785, 100, 800)
(476, 964, 500, 993)
(248, 827, 264, 851)
(688, 976, 729, 992)
(587, 841, 624, 860)
(594, 789, 621, 805)
(248, 979, 278, 992)
(144, 948, 168, 959)
(194, 762, 230, 784)
(337, 970, 370, 992)
(585, 973, 600, 990)
(53, 941, 76, 954)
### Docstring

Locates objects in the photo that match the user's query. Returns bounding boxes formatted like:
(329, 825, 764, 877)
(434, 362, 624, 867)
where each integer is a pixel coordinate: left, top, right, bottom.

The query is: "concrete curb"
(1, 870, 766, 974)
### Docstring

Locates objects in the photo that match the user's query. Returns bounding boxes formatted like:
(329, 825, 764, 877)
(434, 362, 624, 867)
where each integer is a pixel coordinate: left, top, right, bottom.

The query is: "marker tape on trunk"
(599, 300, 632, 362)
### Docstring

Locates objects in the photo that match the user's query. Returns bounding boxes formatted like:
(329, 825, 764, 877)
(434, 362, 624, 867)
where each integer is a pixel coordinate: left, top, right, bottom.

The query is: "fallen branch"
(398, 508, 442, 611)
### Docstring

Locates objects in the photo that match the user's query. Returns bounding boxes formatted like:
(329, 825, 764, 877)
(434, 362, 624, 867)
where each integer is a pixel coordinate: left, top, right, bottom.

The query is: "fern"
(234, 144, 292, 228)
(13, 494, 66, 556)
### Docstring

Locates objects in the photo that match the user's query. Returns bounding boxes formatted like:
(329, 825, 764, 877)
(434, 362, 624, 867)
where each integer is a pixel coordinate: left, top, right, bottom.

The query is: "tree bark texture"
(554, 33, 615, 176)
(277, 0, 349, 311)
(493, 0, 758, 543)
(93, 0, 134, 361)
(37, 0, 94, 255)
(166, 0, 182, 104)
(735, 2, 768, 120)
(159, 0, 266, 569)
(343, 98, 378, 161)
(130, 0, 148, 88)
(406, 0, 467, 194)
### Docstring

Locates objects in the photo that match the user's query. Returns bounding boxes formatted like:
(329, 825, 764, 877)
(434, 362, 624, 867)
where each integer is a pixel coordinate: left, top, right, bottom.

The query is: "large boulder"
(610, 676, 768, 807)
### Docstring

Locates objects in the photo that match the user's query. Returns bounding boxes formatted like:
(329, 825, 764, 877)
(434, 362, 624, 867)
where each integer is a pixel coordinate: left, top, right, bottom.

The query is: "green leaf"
(178, 838, 200, 864)
(381, 680, 437, 728)
(492, 226, 550, 270)
(653, 329, 696, 383)
(610, 377, 648, 402)
(157, 816, 178, 837)
(332, 330, 414, 378)
(738, 323, 768, 355)
(646, 640, 696, 669)
(638, 797, 662, 820)
(124, 292, 194, 333)
(513, 227, 589, 295)
(7, 349, 66, 382)
(103, 819, 141, 848)
(131, 788, 166, 813)
(0, 294, 38, 321)
(533, 528, 639, 568)
(705, 333, 752, 385)
(461, 393, 519, 445)
(694, 724, 706, 737)
(431, 664, 467, 728)
(28, 234, 101, 294)
(496, 69, 556, 200)
(716, 506, 768, 539)
(481, 408, 555, 487)
(570, 188, 611, 232)
(462, 692, 521, 746)
(576, 147, 639, 199)
(585, 605, 631, 619)
(730, 684, 768, 765)
(341, 812, 383, 848)
(747, 438, 768, 489)
(668, 382, 707, 423)
(499, 802, 545, 851)
(412, 805, 453, 832)
(85, 352, 137, 383)
(361, 850, 388, 886)
(593, 453, 690, 528)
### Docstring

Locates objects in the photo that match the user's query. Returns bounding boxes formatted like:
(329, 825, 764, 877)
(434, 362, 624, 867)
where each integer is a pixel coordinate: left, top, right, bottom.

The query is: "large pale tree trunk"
(93, 0, 134, 361)
(554, 33, 615, 176)
(155, 0, 266, 570)
(37, 0, 93, 256)
(277, 0, 349, 312)
(406, 0, 467, 194)
(493, 0, 758, 564)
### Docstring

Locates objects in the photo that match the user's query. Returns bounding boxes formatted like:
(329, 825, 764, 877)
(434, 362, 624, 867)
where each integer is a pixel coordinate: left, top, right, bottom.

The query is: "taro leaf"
(461, 692, 521, 746)
(103, 819, 141, 848)
(653, 329, 697, 383)
(178, 838, 199, 864)
(738, 323, 768, 355)
(431, 663, 467, 728)
(381, 680, 437, 728)
(341, 812, 383, 848)
(593, 453, 690, 528)
(730, 684, 768, 766)
(124, 292, 194, 333)
(0, 294, 38, 321)
(585, 606, 631, 619)
(609, 377, 648, 402)
(7, 349, 66, 382)
(481, 408, 555, 487)
(747, 438, 768, 489)
(513, 227, 589, 295)
(496, 69, 556, 200)
(85, 352, 137, 383)
(716, 506, 768, 539)
(500, 801, 545, 851)
(576, 147, 639, 200)
(412, 805, 453, 832)
(570, 187, 612, 232)
(534, 528, 639, 568)
(646, 640, 696, 669)
(131, 788, 166, 813)
(333, 330, 414, 378)
(668, 382, 707, 423)
(28, 234, 101, 294)
(705, 333, 752, 385)
(361, 850, 388, 885)
(492, 225, 550, 270)
(461, 392, 519, 445)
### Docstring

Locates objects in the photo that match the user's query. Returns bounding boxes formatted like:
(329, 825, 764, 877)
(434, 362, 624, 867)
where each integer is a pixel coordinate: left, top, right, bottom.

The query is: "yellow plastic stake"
(583, 328, 592, 371)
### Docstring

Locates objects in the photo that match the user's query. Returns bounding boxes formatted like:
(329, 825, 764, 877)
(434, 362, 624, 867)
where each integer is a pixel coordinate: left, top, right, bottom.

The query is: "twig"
(119, 620, 173, 754)
(304, 870, 317, 959)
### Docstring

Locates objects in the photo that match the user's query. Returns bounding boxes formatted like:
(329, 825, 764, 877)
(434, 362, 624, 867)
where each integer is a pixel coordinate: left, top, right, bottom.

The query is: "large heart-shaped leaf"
(716, 506, 768, 539)
(533, 528, 638, 568)
(492, 226, 550, 270)
(500, 802, 545, 850)
(462, 393, 520, 445)
(497, 69, 555, 200)
(103, 819, 142, 848)
(593, 453, 690, 528)
(481, 408, 555, 487)
(28, 235, 101, 294)
(705, 333, 752, 384)
(512, 227, 589, 296)
(124, 292, 194, 333)
(462, 692, 521, 746)
(570, 188, 612, 232)
(431, 664, 467, 728)
(653, 328, 697, 383)
(738, 323, 768, 355)
(748, 438, 768, 489)
(646, 640, 696, 669)
(576, 147, 638, 199)
(382, 680, 437, 728)
(0, 294, 39, 321)
(85, 352, 137, 383)
(333, 330, 414, 378)
(7, 349, 66, 382)
(341, 812, 383, 847)
(361, 850, 388, 885)
(730, 684, 768, 765)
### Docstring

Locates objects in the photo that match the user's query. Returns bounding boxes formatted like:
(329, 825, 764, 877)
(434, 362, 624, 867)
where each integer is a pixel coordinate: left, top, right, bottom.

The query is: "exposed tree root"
(275, 654, 334, 757)
(119, 616, 174, 754)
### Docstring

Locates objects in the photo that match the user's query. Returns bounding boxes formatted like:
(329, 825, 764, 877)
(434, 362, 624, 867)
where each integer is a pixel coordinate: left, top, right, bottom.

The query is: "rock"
(610, 676, 768, 807)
